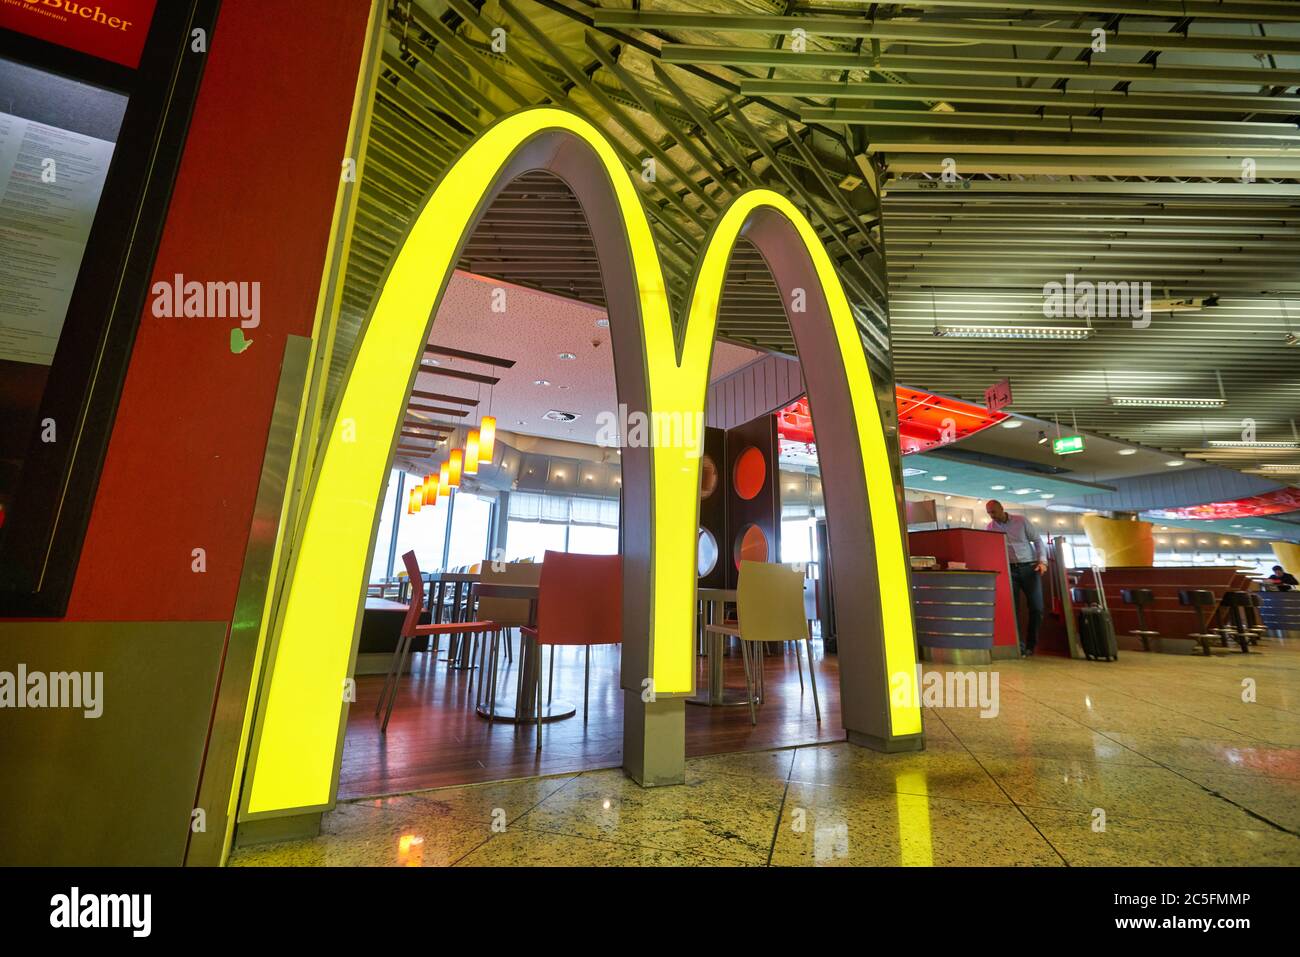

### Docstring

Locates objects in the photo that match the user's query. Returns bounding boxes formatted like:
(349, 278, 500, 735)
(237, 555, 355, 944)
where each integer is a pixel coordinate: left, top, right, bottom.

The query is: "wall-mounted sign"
(0, 0, 159, 69)
(983, 378, 1012, 412)
(1053, 434, 1086, 456)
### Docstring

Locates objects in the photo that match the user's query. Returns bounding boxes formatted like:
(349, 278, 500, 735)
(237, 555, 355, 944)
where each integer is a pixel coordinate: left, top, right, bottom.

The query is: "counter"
(911, 569, 998, 665)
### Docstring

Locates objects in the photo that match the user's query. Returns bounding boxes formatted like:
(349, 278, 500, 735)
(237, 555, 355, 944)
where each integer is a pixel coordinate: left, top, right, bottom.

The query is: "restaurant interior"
(4, 0, 1300, 872)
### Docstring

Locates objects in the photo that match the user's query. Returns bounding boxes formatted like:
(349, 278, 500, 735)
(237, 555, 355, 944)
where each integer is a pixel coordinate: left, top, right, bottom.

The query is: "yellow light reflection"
(895, 770, 934, 866)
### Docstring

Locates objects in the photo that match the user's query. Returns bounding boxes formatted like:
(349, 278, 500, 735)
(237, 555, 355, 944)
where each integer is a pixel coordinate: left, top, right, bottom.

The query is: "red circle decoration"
(734, 524, 769, 569)
(733, 446, 766, 501)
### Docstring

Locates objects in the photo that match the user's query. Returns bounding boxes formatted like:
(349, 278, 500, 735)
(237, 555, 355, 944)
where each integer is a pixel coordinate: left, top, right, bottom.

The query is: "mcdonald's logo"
(239, 107, 922, 819)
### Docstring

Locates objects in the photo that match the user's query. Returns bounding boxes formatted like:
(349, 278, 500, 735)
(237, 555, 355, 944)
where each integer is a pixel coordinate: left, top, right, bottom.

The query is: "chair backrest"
(478, 561, 543, 627)
(1179, 588, 1214, 607)
(533, 551, 622, 647)
(400, 551, 425, 635)
(737, 561, 808, 642)
(1121, 587, 1154, 606)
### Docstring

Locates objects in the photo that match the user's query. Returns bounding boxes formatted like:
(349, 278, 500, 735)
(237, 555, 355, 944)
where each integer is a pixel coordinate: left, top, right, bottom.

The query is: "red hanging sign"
(1, 0, 159, 69)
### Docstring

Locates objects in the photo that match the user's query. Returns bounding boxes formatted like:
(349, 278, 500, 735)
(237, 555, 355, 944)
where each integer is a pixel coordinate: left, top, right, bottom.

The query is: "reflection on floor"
(237, 636, 1300, 866)
(338, 634, 840, 798)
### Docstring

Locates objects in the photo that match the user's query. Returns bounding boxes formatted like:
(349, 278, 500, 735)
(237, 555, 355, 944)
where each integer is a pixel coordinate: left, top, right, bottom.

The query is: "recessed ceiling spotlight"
(990, 485, 1007, 491)
(931, 475, 948, 482)
(1012, 488, 1040, 495)
(1041, 494, 1055, 500)
(1117, 448, 1138, 456)
(534, 379, 550, 386)
(1036, 430, 1048, 445)
(558, 352, 577, 360)
(1165, 460, 1185, 467)
(1001, 419, 1023, 429)
(595, 318, 609, 328)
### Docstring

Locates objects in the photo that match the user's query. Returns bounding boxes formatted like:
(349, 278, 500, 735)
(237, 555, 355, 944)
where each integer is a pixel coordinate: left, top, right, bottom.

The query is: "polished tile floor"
(232, 637, 1300, 866)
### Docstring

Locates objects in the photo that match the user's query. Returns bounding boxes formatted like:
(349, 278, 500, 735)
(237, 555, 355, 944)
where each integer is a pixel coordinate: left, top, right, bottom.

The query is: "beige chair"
(704, 560, 820, 726)
(475, 561, 543, 714)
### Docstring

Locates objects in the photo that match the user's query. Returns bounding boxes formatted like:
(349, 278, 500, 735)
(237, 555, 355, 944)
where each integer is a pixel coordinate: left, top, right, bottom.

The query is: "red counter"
(909, 528, 1019, 655)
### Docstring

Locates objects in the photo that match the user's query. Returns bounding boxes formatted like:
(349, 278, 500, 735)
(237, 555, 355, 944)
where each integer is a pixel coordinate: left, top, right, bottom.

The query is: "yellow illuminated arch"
(241, 107, 919, 818)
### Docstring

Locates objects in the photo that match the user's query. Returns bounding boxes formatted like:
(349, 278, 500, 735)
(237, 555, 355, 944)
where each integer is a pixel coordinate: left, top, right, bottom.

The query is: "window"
(368, 469, 402, 581)
(568, 524, 619, 555)
(780, 518, 816, 564)
(506, 520, 567, 562)
(445, 491, 493, 569)
(391, 480, 450, 575)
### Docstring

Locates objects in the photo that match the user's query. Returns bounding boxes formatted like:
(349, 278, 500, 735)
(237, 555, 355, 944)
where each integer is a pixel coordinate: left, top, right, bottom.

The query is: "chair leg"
(488, 629, 500, 722)
(805, 637, 821, 722)
(381, 632, 414, 733)
(739, 641, 757, 727)
(794, 637, 805, 692)
(536, 638, 543, 752)
(547, 644, 555, 704)
(375, 629, 406, 717)
(583, 645, 591, 725)
(505, 628, 514, 663)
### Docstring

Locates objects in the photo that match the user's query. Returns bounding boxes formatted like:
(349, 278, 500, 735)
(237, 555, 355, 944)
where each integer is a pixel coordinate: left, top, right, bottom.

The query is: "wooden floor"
(339, 632, 841, 799)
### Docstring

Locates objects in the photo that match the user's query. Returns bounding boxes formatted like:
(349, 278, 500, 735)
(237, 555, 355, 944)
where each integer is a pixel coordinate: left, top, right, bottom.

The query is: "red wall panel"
(62, 0, 370, 621)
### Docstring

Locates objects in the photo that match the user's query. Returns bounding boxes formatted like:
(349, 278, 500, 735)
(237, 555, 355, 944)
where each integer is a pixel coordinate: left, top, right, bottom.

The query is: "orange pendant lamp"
(422, 473, 438, 506)
(478, 415, 496, 461)
(448, 449, 463, 487)
(408, 486, 422, 514)
(464, 429, 480, 475)
(438, 462, 450, 496)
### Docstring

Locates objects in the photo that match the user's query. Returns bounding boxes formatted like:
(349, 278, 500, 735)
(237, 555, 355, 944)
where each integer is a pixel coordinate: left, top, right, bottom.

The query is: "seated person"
(1267, 565, 1298, 591)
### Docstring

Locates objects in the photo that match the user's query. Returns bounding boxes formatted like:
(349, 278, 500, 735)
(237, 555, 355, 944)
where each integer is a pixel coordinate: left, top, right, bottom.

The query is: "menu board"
(0, 57, 124, 366)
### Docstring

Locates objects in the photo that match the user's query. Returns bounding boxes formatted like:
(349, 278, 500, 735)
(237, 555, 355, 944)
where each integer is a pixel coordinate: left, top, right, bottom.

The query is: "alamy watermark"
(150, 273, 260, 328)
(890, 666, 1000, 718)
(0, 664, 102, 718)
(594, 403, 704, 456)
(1043, 273, 1151, 328)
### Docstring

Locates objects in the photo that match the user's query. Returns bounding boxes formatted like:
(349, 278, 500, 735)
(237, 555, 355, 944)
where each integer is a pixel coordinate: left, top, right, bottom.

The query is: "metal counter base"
(921, 646, 993, 666)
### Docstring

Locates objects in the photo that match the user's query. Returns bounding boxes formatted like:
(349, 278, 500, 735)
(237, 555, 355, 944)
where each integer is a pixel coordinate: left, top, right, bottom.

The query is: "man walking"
(985, 499, 1046, 656)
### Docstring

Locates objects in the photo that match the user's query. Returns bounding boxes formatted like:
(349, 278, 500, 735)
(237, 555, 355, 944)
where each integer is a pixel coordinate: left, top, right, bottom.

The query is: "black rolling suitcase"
(1078, 566, 1119, 661)
(1078, 607, 1119, 661)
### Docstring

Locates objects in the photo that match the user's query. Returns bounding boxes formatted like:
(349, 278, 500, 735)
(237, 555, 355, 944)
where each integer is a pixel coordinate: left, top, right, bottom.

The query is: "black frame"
(0, 0, 222, 616)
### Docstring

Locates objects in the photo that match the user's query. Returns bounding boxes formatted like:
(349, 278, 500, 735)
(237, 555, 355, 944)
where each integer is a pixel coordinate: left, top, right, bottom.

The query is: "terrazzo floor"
(231, 637, 1300, 866)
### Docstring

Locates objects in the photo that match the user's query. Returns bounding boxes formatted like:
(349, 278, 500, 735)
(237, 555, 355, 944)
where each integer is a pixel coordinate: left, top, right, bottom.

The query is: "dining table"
(686, 587, 758, 707)
(470, 581, 576, 725)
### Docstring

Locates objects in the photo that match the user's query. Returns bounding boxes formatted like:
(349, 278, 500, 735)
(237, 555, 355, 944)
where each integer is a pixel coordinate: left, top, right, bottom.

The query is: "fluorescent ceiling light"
(931, 475, 948, 482)
(1206, 440, 1300, 449)
(1109, 396, 1226, 409)
(1258, 464, 1300, 473)
(990, 484, 1007, 491)
(934, 324, 1092, 341)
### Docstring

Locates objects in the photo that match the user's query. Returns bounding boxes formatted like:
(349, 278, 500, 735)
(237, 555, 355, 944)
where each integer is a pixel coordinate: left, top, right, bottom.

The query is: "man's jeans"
(1009, 562, 1044, 652)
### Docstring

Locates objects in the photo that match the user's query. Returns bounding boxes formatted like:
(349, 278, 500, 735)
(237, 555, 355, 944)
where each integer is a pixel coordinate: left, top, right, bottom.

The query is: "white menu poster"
(0, 111, 116, 366)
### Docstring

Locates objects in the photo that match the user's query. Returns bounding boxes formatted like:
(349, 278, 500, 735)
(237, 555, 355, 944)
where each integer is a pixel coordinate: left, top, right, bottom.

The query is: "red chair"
(375, 551, 499, 733)
(521, 551, 621, 750)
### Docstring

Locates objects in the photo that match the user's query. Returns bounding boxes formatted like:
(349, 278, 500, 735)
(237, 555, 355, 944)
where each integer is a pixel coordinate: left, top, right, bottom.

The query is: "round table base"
(476, 700, 577, 724)
(685, 689, 760, 707)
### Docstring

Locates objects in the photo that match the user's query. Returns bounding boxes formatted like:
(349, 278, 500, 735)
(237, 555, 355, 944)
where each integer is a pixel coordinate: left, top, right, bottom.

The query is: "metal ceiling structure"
(333, 0, 1300, 486)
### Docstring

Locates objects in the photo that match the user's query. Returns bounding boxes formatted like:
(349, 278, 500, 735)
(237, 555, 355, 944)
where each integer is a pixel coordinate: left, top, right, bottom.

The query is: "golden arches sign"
(241, 108, 921, 818)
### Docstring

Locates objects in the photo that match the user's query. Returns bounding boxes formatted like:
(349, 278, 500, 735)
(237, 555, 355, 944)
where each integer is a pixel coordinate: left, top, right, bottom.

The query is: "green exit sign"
(1053, 435, 1086, 456)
